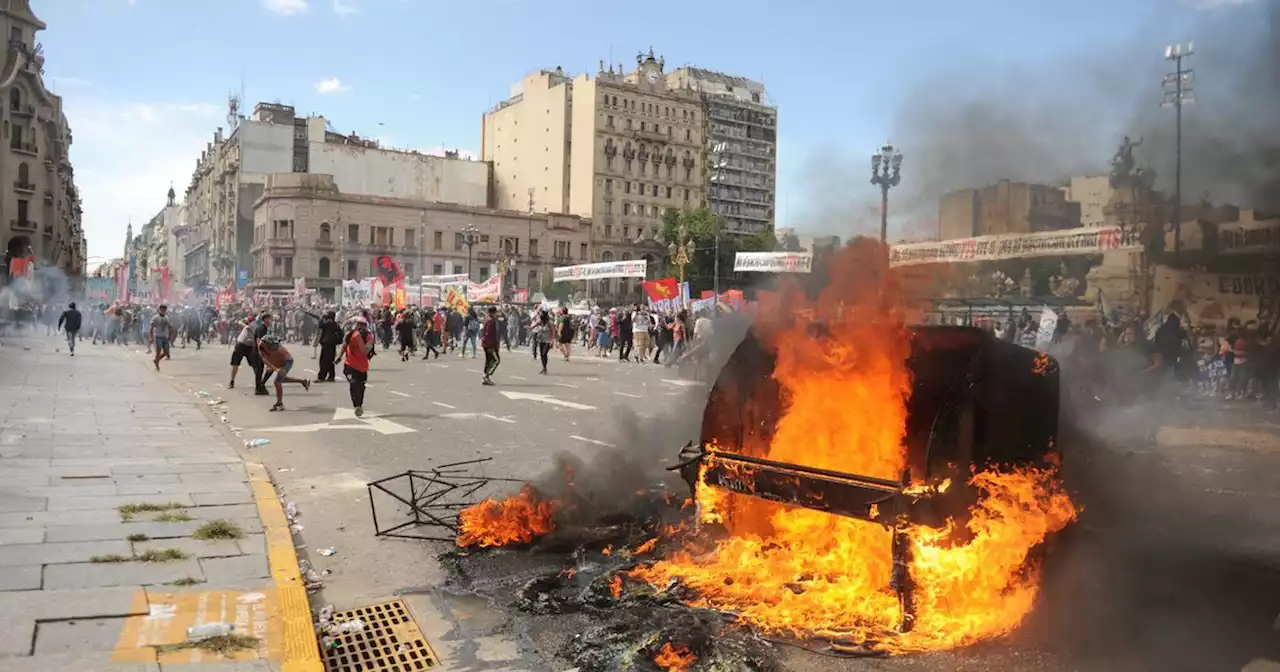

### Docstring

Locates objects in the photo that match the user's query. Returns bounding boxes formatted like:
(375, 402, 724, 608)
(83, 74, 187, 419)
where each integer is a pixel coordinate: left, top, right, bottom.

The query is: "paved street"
(132, 335, 707, 671)
(28, 333, 1280, 671)
(0, 334, 320, 672)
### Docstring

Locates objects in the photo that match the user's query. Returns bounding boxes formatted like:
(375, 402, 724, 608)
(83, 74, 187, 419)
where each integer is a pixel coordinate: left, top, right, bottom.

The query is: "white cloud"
(48, 75, 91, 89)
(314, 77, 350, 94)
(333, 0, 359, 15)
(64, 99, 223, 260)
(264, 0, 309, 15)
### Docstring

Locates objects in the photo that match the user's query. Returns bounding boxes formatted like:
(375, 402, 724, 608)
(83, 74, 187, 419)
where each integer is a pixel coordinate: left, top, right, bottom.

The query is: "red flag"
(642, 277, 679, 303)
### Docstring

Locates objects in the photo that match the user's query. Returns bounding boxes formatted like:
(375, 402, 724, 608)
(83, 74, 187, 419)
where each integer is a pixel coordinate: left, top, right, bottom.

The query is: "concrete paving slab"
(0, 540, 133, 567)
(0, 510, 123, 528)
(234, 534, 266, 556)
(190, 492, 254, 507)
(198, 554, 269, 583)
(116, 482, 250, 497)
(12, 485, 121, 498)
(0, 565, 42, 591)
(134, 537, 243, 560)
(110, 463, 231, 476)
(0, 527, 44, 544)
(155, 662, 274, 671)
(44, 521, 204, 543)
(43, 559, 204, 590)
(0, 652, 158, 672)
(47, 494, 196, 512)
(34, 617, 132, 655)
(181, 505, 259, 521)
(0, 495, 47, 513)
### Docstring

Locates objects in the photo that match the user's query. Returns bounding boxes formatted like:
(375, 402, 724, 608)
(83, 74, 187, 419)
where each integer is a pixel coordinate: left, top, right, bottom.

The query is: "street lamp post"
(461, 224, 480, 282)
(667, 224, 697, 290)
(709, 142, 729, 312)
(418, 211, 427, 307)
(870, 142, 904, 245)
(525, 187, 535, 290)
(1162, 40, 1195, 258)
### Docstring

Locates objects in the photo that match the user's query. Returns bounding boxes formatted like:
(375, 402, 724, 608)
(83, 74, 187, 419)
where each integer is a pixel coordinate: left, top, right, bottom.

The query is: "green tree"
(538, 274, 571, 303)
(659, 208, 778, 296)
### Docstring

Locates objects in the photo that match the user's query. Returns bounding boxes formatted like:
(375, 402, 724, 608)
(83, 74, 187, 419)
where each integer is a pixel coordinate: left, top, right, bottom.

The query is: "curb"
(246, 461, 325, 672)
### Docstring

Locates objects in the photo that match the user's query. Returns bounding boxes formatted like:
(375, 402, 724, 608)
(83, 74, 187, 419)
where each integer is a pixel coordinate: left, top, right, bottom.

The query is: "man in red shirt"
(336, 316, 374, 417)
(481, 306, 500, 386)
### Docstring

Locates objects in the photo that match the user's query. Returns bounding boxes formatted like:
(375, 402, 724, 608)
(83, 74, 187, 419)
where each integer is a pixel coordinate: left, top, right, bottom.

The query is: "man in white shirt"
(693, 311, 713, 343)
(632, 307, 653, 362)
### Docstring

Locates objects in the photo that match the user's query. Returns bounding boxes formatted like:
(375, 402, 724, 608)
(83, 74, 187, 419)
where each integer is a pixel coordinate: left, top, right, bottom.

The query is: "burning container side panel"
(972, 337, 1061, 469)
(699, 331, 784, 459)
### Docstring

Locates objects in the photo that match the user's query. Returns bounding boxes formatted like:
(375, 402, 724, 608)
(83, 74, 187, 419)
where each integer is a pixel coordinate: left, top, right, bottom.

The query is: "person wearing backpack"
(461, 307, 480, 358)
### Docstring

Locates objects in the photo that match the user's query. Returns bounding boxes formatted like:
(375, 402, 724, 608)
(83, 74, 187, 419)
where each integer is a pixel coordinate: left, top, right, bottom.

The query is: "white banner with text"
(553, 260, 648, 282)
(889, 226, 1143, 267)
(733, 251, 814, 273)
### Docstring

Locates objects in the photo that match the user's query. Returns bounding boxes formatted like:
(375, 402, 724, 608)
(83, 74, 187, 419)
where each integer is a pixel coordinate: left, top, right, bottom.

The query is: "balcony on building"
(10, 101, 33, 117)
(12, 141, 37, 156)
(42, 224, 52, 238)
(10, 218, 36, 233)
(13, 178, 34, 193)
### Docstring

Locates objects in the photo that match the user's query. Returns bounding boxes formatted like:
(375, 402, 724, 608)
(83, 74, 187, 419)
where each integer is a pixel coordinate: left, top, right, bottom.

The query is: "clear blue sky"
(33, 0, 1236, 261)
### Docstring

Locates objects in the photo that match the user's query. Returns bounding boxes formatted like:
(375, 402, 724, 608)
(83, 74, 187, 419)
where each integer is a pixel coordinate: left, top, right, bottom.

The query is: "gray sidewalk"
(0, 334, 318, 671)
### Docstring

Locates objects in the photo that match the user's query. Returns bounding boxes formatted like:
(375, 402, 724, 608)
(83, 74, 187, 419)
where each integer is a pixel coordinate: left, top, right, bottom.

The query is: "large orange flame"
(629, 242, 1078, 653)
(456, 485, 556, 548)
(653, 642, 697, 671)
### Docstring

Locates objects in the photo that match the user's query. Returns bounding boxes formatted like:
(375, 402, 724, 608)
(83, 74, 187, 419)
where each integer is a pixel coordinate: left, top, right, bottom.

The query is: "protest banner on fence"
(733, 251, 814, 273)
(553, 260, 648, 282)
(889, 226, 1142, 267)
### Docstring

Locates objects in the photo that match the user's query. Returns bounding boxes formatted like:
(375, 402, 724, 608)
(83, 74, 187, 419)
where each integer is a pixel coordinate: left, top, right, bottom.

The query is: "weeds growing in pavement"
(126, 533, 149, 542)
(136, 548, 189, 563)
(168, 577, 205, 587)
(192, 520, 243, 540)
(155, 633, 259, 657)
(118, 502, 187, 522)
(155, 510, 194, 523)
(90, 554, 131, 563)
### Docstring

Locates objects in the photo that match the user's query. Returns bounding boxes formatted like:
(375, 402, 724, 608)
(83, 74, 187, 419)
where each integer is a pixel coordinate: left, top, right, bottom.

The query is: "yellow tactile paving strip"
(1157, 426, 1280, 452)
(111, 462, 323, 670)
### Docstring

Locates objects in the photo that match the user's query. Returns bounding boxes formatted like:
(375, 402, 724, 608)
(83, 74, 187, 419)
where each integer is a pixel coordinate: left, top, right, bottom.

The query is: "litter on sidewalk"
(245, 438, 270, 448)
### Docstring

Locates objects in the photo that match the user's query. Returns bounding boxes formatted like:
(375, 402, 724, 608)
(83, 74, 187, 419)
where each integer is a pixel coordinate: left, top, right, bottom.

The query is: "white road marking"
(432, 401, 457, 409)
(570, 435, 616, 448)
(500, 390, 597, 411)
(466, 368, 481, 373)
(304, 368, 316, 374)
(554, 382, 579, 389)
(440, 412, 517, 424)
(510, 375, 529, 380)
(389, 391, 411, 398)
(662, 379, 702, 387)
(613, 391, 642, 399)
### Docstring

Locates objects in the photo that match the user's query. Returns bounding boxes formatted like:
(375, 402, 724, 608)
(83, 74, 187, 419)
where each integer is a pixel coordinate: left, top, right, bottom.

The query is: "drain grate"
(322, 599, 440, 671)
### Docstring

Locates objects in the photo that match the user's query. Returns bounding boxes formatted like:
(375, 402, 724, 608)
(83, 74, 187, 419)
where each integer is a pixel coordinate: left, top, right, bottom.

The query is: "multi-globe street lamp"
(461, 224, 480, 281)
(667, 225, 697, 286)
(870, 142, 904, 245)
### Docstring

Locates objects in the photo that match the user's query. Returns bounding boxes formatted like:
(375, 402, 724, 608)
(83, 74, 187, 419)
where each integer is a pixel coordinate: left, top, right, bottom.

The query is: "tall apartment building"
(482, 50, 713, 297)
(1061, 175, 1112, 228)
(183, 102, 491, 289)
(938, 180, 1082, 241)
(666, 67, 777, 234)
(0, 1, 85, 282)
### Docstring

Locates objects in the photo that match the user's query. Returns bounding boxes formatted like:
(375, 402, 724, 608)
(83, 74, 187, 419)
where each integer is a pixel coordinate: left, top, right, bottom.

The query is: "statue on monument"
(1109, 135, 1144, 188)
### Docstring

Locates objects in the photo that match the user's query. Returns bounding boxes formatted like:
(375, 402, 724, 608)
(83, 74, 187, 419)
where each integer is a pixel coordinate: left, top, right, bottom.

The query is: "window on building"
(346, 259, 358, 279)
(683, 188, 690, 202)
(605, 178, 612, 193)
(17, 199, 28, 224)
(606, 155, 614, 170)
(554, 240, 569, 258)
(605, 201, 613, 214)
(8, 88, 19, 112)
(10, 124, 22, 149)
(604, 224, 612, 238)
(685, 129, 691, 141)
(622, 202, 631, 216)
(607, 115, 614, 128)
(319, 223, 331, 242)
(404, 262, 415, 278)
(690, 111, 696, 123)
(623, 226, 630, 240)
(453, 264, 463, 275)
(529, 239, 539, 257)
(432, 264, 443, 274)
(651, 184, 658, 197)
(625, 119, 632, 130)
(433, 230, 443, 250)
(347, 223, 359, 242)
(641, 121, 647, 132)
(625, 159, 632, 173)
(318, 257, 330, 278)
(405, 229, 416, 248)
(454, 232, 464, 250)
(666, 186, 672, 199)
(16, 162, 27, 185)
(685, 167, 692, 181)
(579, 242, 588, 260)
(624, 181, 631, 195)
(528, 269, 538, 286)
(667, 165, 673, 179)
(500, 236, 519, 255)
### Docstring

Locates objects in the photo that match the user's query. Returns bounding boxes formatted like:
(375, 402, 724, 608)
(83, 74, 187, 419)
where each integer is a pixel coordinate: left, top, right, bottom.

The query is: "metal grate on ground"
(322, 599, 440, 671)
